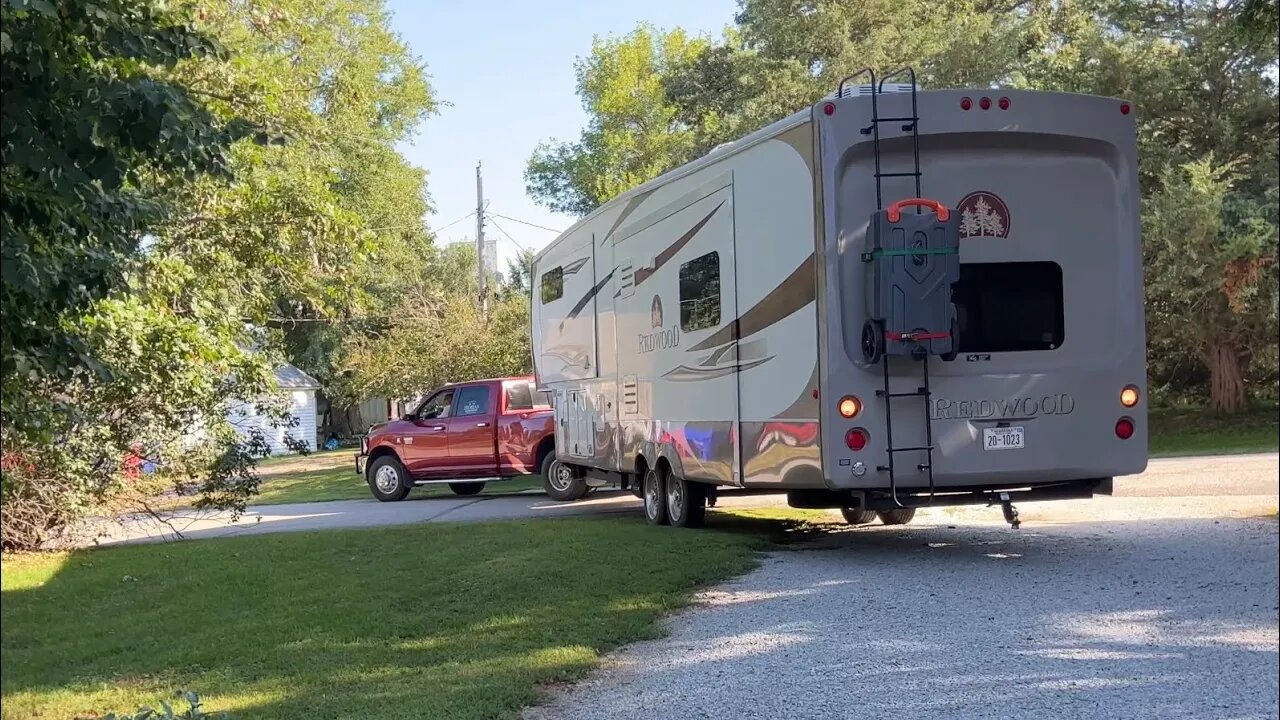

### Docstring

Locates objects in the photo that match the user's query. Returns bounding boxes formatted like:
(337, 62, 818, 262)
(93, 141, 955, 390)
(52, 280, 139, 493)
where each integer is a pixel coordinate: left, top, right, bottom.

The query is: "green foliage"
(100, 691, 228, 720)
(0, 0, 252, 426)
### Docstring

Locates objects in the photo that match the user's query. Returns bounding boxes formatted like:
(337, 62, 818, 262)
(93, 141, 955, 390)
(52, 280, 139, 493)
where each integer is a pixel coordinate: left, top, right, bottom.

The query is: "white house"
(228, 363, 322, 455)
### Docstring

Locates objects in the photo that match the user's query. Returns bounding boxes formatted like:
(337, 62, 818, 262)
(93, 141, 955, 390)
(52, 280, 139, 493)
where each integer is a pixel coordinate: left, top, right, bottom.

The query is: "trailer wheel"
(541, 454, 588, 501)
(841, 508, 877, 525)
(878, 508, 916, 525)
(642, 467, 669, 526)
(666, 475, 707, 529)
(367, 455, 411, 502)
(861, 319, 886, 363)
(448, 482, 485, 496)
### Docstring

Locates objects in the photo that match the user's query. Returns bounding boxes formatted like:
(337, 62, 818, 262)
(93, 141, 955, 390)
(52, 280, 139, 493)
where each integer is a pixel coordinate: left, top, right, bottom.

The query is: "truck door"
(402, 388, 454, 476)
(445, 384, 498, 472)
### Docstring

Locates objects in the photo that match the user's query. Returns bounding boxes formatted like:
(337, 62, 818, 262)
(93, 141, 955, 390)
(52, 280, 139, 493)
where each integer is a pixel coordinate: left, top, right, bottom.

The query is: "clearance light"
(1120, 103, 1131, 115)
(979, 96, 992, 110)
(823, 102, 836, 116)
(1120, 385, 1140, 408)
(838, 396, 862, 419)
(960, 97, 972, 111)
(845, 428, 869, 451)
(1115, 417, 1135, 440)
(998, 96, 1010, 110)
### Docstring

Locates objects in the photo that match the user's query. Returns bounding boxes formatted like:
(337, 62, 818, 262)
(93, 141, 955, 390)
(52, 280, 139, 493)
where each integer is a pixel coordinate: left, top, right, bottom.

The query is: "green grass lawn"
(242, 451, 544, 505)
(0, 514, 784, 720)
(1149, 404, 1279, 457)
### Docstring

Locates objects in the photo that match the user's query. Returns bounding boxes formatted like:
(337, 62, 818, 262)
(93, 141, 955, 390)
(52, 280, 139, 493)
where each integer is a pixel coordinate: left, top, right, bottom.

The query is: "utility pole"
(475, 161, 487, 314)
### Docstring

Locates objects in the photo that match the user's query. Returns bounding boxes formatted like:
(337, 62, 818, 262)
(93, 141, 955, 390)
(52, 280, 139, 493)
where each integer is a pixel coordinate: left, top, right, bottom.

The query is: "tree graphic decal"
(957, 192, 1011, 238)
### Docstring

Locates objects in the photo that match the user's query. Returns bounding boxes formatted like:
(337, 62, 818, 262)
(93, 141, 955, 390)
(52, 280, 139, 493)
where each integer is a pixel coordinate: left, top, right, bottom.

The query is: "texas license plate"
(983, 426, 1025, 451)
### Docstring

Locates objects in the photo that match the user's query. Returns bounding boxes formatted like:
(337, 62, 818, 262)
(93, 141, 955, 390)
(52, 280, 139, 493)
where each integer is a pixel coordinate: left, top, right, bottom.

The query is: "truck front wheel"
(367, 455, 411, 502)
(541, 454, 588, 501)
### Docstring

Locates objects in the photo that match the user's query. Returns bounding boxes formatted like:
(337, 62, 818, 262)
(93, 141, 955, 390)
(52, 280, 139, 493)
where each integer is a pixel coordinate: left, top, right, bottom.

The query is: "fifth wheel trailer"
(530, 74, 1148, 529)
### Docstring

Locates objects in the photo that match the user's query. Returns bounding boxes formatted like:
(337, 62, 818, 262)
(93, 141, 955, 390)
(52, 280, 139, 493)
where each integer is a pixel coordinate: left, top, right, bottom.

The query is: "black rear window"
(953, 262, 1064, 353)
(506, 382, 534, 411)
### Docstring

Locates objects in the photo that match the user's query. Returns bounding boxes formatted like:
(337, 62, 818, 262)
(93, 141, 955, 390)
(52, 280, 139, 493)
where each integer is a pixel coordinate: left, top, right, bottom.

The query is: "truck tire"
(642, 467, 669, 526)
(841, 508, 878, 525)
(541, 453, 587, 501)
(878, 508, 916, 525)
(449, 482, 485, 496)
(367, 455, 411, 502)
(666, 474, 707, 529)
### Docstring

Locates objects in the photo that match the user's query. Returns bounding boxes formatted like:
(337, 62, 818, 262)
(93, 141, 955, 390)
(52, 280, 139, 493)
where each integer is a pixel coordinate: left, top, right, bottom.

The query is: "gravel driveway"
(527, 469, 1279, 720)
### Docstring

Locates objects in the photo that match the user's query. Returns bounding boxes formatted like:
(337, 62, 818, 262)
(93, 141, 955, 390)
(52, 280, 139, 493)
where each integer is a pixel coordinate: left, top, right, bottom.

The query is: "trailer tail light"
(845, 428, 869, 451)
(1120, 385, 1140, 408)
(1115, 417, 1135, 440)
(979, 96, 991, 110)
(960, 97, 972, 111)
(998, 96, 1010, 110)
(838, 395, 862, 418)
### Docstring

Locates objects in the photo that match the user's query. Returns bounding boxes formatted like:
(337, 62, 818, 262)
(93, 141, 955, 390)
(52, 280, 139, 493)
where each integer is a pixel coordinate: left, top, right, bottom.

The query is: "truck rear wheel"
(666, 474, 707, 529)
(642, 467, 669, 526)
(541, 454, 588, 501)
(878, 508, 916, 525)
(449, 482, 485, 496)
(841, 508, 877, 525)
(367, 455, 411, 502)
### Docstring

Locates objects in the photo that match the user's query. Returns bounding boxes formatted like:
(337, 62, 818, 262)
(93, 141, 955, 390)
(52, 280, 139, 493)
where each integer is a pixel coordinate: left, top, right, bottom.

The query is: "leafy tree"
(0, 0, 251, 431)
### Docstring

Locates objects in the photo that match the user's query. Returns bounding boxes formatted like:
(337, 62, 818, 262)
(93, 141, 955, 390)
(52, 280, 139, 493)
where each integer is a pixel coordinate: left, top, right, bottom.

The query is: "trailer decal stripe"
(634, 201, 725, 288)
(687, 254, 816, 352)
(561, 269, 617, 329)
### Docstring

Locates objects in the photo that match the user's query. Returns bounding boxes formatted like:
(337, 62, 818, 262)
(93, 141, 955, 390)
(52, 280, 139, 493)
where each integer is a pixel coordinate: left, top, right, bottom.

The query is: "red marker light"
(845, 428, 869, 451)
(823, 102, 836, 116)
(960, 97, 972, 111)
(1120, 103, 1131, 115)
(979, 97, 991, 110)
(1115, 417, 1135, 440)
(998, 96, 1010, 110)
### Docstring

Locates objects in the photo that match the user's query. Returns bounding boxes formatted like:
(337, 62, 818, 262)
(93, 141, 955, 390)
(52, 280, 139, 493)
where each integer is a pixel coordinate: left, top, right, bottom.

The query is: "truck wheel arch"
(365, 446, 401, 475)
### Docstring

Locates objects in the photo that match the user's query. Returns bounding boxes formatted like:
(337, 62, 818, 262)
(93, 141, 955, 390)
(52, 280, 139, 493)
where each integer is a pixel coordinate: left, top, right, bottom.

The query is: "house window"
(679, 252, 720, 332)
(541, 266, 563, 303)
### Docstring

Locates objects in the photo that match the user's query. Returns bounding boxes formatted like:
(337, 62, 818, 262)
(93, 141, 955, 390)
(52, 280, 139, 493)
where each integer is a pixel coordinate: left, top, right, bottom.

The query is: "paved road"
(80, 452, 1277, 546)
(526, 457, 1279, 720)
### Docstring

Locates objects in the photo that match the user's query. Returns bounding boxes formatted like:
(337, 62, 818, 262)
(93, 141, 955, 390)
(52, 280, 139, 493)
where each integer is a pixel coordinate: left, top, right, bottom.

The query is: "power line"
(488, 212, 563, 234)
(486, 216, 531, 253)
(432, 210, 476, 235)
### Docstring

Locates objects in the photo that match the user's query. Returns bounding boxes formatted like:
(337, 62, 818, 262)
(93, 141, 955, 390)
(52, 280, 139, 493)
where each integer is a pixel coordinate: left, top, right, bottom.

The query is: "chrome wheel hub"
(666, 478, 684, 520)
(549, 460, 573, 491)
(374, 465, 399, 494)
(644, 474, 660, 519)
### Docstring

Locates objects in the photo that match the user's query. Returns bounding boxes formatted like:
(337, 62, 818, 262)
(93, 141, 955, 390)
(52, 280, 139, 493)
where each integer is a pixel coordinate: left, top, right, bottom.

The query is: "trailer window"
(541, 267, 563, 304)
(679, 252, 721, 332)
(953, 262, 1064, 353)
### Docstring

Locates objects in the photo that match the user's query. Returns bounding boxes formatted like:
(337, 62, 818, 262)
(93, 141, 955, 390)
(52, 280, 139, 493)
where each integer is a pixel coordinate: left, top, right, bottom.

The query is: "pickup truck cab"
(356, 376, 561, 502)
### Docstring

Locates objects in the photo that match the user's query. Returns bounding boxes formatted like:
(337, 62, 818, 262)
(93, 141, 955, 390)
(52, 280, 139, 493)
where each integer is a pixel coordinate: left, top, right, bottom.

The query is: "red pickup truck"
(356, 377, 561, 501)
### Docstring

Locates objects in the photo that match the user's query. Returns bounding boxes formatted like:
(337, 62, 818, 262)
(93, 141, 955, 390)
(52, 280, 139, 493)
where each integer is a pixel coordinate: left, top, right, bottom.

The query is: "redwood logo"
(957, 191, 1010, 238)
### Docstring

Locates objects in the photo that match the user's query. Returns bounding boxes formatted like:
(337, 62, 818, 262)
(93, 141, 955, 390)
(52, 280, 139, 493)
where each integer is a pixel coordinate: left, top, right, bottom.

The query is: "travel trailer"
(530, 70, 1147, 529)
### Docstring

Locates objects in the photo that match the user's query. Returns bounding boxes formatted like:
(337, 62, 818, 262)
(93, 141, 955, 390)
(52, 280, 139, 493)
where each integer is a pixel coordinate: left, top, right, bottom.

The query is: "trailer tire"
(841, 508, 878, 525)
(542, 454, 588, 501)
(862, 319, 886, 364)
(367, 455, 411, 502)
(449, 482, 485, 496)
(666, 475, 707, 529)
(878, 508, 916, 525)
(642, 467, 669, 526)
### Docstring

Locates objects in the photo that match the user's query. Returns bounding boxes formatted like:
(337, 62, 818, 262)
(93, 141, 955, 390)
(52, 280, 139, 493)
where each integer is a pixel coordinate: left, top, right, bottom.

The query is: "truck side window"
(541, 266, 563, 303)
(454, 386, 491, 417)
(417, 390, 454, 419)
(679, 251, 720, 332)
(505, 382, 535, 411)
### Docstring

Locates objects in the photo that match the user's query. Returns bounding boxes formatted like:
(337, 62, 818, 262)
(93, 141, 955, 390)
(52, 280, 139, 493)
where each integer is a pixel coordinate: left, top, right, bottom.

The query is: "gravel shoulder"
(526, 476, 1279, 720)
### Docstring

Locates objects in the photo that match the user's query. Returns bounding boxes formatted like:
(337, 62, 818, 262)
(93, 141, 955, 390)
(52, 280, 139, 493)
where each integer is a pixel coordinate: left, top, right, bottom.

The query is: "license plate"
(983, 426, 1025, 451)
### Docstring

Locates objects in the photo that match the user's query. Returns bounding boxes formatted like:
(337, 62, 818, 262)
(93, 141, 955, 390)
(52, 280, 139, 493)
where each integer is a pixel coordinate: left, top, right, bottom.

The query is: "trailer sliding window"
(953, 261, 1064, 353)
(679, 252, 721, 332)
(540, 267, 563, 304)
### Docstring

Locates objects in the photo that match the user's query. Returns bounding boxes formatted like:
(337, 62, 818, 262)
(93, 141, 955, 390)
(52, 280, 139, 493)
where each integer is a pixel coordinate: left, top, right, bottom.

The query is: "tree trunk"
(1207, 342, 1247, 413)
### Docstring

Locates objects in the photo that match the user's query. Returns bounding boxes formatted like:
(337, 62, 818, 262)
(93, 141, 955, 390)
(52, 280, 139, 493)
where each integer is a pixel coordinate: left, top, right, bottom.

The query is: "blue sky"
(385, 0, 737, 272)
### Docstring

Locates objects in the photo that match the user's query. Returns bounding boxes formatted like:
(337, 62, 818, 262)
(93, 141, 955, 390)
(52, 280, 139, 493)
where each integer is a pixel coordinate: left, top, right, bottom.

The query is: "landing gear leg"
(705, 484, 718, 508)
(996, 492, 1021, 529)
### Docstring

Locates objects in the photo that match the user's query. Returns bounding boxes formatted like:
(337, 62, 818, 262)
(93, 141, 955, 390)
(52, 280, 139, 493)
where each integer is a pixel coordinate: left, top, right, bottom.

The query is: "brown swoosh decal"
(602, 192, 651, 245)
(688, 254, 816, 351)
(634, 201, 724, 287)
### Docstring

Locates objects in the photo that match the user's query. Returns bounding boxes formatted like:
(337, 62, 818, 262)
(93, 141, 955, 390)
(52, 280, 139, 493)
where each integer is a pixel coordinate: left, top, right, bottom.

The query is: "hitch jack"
(992, 492, 1021, 529)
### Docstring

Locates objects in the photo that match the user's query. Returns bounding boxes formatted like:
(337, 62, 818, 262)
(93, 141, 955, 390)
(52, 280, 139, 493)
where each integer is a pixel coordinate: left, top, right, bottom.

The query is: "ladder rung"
(874, 172, 921, 178)
(888, 445, 933, 453)
(885, 389, 929, 398)
(873, 116, 918, 123)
